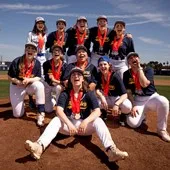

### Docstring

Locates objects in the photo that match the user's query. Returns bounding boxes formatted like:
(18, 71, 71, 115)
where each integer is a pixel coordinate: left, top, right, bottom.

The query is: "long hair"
(32, 23, 47, 36)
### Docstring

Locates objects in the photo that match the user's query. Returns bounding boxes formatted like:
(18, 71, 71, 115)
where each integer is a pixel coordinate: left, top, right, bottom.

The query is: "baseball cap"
(56, 18, 66, 26)
(69, 67, 84, 77)
(97, 15, 108, 22)
(77, 16, 87, 22)
(98, 56, 110, 66)
(114, 20, 126, 28)
(127, 52, 139, 60)
(75, 45, 87, 54)
(51, 44, 64, 54)
(35, 17, 45, 23)
(25, 42, 37, 51)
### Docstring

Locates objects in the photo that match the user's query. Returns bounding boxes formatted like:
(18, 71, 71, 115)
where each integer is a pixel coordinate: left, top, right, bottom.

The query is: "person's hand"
(100, 95, 108, 110)
(112, 105, 120, 116)
(22, 77, 30, 86)
(78, 120, 88, 135)
(67, 123, 78, 136)
(131, 106, 139, 117)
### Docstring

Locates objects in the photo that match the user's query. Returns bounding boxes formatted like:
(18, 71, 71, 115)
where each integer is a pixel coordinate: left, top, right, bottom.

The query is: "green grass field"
(154, 75, 170, 80)
(0, 77, 170, 100)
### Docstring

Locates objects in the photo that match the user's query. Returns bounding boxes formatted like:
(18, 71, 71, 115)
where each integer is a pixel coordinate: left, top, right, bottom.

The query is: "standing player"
(25, 67, 128, 162)
(109, 21, 135, 79)
(63, 45, 97, 91)
(43, 45, 67, 113)
(96, 56, 132, 121)
(123, 52, 170, 142)
(89, 15, 111, 67)
(8, 42, 45, 126)
(27, 16, 47, 108)
(66, 16, 91, 64)
(46, 18, 67, 55)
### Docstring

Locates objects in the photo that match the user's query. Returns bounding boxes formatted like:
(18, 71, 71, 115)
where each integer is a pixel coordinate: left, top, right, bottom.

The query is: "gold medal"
(74, 114, 81, 120)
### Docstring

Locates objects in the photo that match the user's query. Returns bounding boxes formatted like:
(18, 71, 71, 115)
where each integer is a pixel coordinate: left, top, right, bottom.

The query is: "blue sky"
(0, 0, 170, 64)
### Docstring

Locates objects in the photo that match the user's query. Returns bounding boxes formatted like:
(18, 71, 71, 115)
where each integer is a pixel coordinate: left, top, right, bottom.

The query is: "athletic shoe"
(157, 130, 170, 142)
(107, 146, 128, 162)
(37, 112, 45, 126)
(25, 140, 43, 160)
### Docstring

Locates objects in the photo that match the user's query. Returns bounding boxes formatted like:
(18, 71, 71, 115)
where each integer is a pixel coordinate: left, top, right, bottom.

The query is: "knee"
(33, 81, 44, 90)
(121, 99, 132, 113)
(158, 96, 169, 108)
(126, 116, 141, 128)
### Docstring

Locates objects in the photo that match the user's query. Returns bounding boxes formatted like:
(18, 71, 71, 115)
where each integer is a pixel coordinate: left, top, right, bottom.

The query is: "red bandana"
(38, 34, 44, 50)
(97, 28, 107, 48)
(112, 35, 124, 51)
(70, 90, 83, 114)
(131, 70, 141, 90)
(76, 29, 86, 45)
(56, 31, 65, 47)
(51, 59, 62, 80)
(23, 58, 34, 78)
(102, 71, 112, 96)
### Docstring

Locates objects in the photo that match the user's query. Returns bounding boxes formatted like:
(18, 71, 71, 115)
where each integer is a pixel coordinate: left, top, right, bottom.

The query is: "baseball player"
(27, 16, 47, 109)
(43, 45, 67, 113)
(25, 67, 128, 162)
(8, 42, 45, 126)
(62, 45, 97, 91)
(123, 52, 170, 142)
(66, 16, 91, 64)
(96, 56, 132, 121)
(89, 15, 111, 67)
(46, 18, 67, 54)
(109, 20, 135, 80)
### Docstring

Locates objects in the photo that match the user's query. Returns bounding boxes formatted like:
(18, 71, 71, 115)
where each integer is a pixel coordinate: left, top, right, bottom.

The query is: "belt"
(110, 55, 125, 60)
(37, 53, 45, 57)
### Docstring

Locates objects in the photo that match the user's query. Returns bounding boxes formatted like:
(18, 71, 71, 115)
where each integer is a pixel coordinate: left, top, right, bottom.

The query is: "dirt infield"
(0, 98, 170, 170)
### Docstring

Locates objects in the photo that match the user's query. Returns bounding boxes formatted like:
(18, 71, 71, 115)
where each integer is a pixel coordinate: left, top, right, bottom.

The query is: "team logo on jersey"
(83, 71, 91, 77)
(129, 78, 135, 84)
(95, 36, 109, 42)
(67, 101, 87, 110)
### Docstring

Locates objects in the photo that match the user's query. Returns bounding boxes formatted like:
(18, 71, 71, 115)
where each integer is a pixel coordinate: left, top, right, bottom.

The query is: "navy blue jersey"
(63, 62, 98, 84)
(46, 31, 68, 53)
(96, 72, 127, 96)
(8, 56, 41, 81)
(108, 30, 135, 60)
(123, 67, 156, 96)
(89, 27, 111, 55)
(57, 90, 99, 119)
(66, 27, 91, 56)
(43, 59, 67, 86)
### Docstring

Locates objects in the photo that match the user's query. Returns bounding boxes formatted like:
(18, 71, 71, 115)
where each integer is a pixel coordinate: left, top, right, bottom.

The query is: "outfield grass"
(154, 75, 170, 80)
(0, 80, 9, 99)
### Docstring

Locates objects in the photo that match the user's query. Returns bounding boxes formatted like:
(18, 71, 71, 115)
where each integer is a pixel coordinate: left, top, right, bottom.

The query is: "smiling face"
(98, 61, 110, 75)
(57, 21, 66, 32)
(97, 19, 107, 31)
(128, 55, 140, 68)
(114, 23, 125, 36)
(25, 45, 37, 60)
(70, 71, 84, 87)
(52, 47, 63, 61)
(36, 21, 45, 31)
(76, 49, 88, 63)
(77, 19, 87, 32)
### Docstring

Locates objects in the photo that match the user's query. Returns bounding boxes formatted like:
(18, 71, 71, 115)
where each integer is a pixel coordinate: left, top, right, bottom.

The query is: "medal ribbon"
(97, 28, 107, 48)
(51, 59, 62, 80)
(56, 31, 65, 47)
(76, 61, 88, 71)
(102, 71, 112, 96)
(76, 29, 86, 45)
(112, 35, 124, 51)
(38, 34, 44, 50)
(131, 71, 141, 90)
(23, 58, 34, 78)
(70, 90, 83, 114)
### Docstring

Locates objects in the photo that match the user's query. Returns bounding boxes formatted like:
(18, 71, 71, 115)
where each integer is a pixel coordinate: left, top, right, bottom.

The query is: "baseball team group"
(7, 15, 170, 163)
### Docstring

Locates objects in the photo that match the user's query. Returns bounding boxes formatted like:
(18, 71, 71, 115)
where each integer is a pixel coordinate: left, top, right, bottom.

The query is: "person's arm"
(8, 76, 23, 86)
(96, 89, 108, 110)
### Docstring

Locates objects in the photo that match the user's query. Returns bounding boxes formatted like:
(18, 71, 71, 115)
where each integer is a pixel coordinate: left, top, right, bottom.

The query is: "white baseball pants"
(126, 93, 169, 131)
(37, 116, 116, 149)
(10, 81, 45, 117)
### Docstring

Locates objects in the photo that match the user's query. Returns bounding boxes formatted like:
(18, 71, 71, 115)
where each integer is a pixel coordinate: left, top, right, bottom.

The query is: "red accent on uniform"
(97, 28, 107, 48)
(76, 61, 88, 71)
(38, 34, 44, 50)
(70, 90, 83, 114)
(76, 29, 86, 45)
(102, 71, 112, 96)
(112, 34, 124, 52)
(51, 59, 62, 80)
(56, 31, 65, 47)
(131, 70, 141, 90)
(23, 58, 34, 78)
